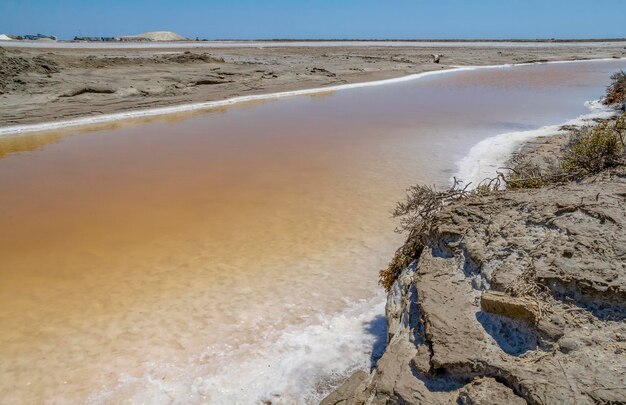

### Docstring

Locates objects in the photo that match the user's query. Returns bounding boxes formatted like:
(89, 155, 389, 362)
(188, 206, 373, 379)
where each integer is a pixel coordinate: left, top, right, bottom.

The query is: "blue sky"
(1, 0, 625, 40)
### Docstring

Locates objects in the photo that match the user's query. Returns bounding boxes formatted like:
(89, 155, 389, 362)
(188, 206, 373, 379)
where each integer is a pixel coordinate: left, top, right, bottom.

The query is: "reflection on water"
(0, 131, 67, 159)
(1, 59, 625, 403)
(0, 100, 276, 158)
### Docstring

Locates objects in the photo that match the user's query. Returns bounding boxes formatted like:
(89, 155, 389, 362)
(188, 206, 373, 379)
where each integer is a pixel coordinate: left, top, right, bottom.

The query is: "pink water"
(0, 59, 624, 404)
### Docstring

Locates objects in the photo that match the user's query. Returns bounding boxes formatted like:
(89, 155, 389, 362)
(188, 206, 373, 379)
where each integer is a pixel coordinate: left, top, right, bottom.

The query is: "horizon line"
(5, 33, 626, 43)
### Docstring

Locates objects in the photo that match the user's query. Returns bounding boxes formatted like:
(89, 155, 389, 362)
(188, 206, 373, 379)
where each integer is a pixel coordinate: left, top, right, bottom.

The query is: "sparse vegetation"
(505, 158, 559, 189)
(604, 70, 626, 106)
(504, 114, 625, 187)
(562, 116, 625, 176)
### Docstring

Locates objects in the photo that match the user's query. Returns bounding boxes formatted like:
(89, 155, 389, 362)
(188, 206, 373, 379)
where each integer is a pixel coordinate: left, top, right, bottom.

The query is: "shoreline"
(454, 98, 619, 187)
(2, 57, 624, 137)
(0, 67, 461, 136)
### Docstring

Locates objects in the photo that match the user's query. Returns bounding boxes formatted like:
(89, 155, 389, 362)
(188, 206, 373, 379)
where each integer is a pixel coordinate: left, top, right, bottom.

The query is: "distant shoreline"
(1, 41, 625, 129)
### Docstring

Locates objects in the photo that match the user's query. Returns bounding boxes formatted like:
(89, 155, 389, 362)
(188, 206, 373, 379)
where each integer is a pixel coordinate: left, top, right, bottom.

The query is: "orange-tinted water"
(1, 60, 625, 404)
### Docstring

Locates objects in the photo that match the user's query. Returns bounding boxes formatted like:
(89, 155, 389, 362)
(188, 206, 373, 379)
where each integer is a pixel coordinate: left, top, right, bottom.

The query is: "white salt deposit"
(88, 294, 387, 405)
(455, 99, 617, 188)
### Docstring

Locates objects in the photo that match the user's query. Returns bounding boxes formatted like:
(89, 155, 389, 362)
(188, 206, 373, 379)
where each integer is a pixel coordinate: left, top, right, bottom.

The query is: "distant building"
(116, 36, 152, 42)
(73, 36, 119, 42)
(23, 33, 56, 40)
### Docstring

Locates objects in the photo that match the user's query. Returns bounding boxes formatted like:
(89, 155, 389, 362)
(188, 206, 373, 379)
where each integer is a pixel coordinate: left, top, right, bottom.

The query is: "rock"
(410, 345, 431, 375)
(193, 78, 231, 86)
(60, 86, 115, 97)
(309, 67, 336, 77)
(386, 262, 418, 341)
(480, 291, 540, 325)
(320, 370, 368, 405)
(558, 337, 581, 353)
(457, 377, 526, 405)
(537, 317, 565, 340)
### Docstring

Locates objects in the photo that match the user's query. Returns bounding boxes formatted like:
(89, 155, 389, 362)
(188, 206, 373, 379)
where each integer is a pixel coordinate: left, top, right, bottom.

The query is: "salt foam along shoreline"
(87, 292, 388, 404)
(454, 99, 619, 188)
(1, 57, 623, 138)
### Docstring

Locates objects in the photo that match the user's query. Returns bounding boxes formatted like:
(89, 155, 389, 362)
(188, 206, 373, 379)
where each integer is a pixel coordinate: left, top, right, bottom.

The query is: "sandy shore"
(1, 42, 625, 127)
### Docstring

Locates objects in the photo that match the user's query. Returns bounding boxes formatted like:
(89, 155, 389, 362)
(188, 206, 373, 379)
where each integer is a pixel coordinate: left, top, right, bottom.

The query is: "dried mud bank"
(1, 42, 626, 127)
(323, 123, 626, 404)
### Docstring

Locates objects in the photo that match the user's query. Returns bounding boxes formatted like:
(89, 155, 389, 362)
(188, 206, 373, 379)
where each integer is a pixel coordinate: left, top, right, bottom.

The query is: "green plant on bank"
(604, 70, 626, 106)
(562, 117, 625, 176)
(506, 114, 626, 187)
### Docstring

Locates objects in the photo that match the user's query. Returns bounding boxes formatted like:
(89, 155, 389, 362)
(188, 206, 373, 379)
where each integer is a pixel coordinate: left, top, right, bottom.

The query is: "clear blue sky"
(1, 0, 625, 40)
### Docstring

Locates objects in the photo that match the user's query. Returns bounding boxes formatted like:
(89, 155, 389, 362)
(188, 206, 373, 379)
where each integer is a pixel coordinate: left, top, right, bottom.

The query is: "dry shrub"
(379, 180, 472, 291)
(604, 70, 626, 106)
(379, 161, 554, 290)
(504, 155, 565, 189)
(505, 160, 551, 189)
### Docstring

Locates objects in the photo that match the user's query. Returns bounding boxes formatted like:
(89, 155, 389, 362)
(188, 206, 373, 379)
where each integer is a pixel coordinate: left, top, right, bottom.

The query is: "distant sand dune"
(132, 31, 187, 41)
